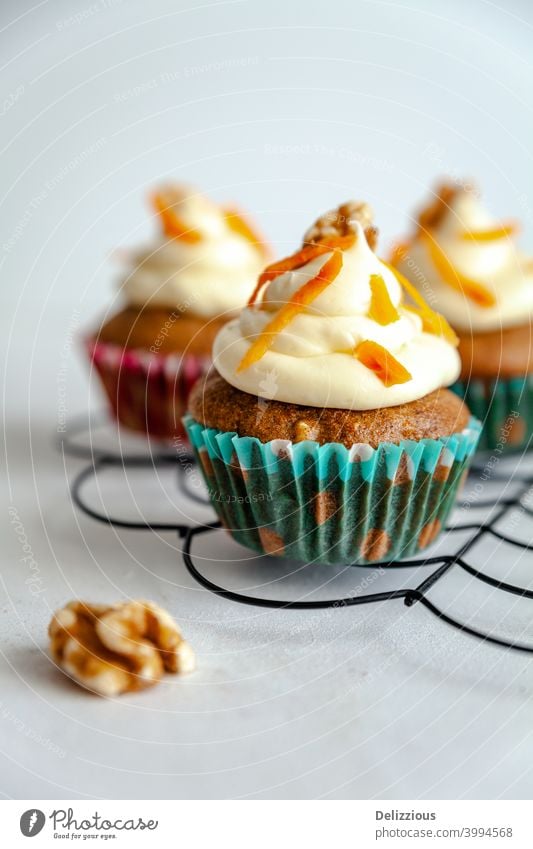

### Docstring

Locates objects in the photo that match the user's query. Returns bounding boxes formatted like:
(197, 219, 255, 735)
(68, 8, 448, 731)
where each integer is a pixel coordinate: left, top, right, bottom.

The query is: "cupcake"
(392, 181, 533, 453)
(185, 201, 481, 566)
(87, 185, 268, 441)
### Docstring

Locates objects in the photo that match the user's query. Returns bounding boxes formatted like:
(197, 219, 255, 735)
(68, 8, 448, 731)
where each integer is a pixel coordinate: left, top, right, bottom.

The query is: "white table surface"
(2, 0, 533, 801)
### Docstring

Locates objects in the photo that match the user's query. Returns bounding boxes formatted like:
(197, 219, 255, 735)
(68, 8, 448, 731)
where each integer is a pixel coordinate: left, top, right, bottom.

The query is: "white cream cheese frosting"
(120, 187, 266, 319)
(397, 186, 533, 332)
(214, 205, 460, 410)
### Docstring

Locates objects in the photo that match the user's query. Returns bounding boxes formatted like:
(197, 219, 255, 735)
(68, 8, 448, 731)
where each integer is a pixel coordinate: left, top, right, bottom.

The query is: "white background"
(2, 0, 533, 800)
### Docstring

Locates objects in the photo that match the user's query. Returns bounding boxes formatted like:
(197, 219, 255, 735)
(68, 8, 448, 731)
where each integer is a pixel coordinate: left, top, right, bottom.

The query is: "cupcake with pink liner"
(87, 184, 268, 441)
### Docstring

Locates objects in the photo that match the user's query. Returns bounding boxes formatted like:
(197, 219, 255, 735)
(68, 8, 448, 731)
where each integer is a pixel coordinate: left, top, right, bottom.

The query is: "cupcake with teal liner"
(185, 201, 481, 566)
(392, 181, 533, 453)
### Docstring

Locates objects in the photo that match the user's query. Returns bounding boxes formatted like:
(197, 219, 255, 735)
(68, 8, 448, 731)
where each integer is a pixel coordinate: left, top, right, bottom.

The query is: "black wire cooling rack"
(59, 413, 533, 655)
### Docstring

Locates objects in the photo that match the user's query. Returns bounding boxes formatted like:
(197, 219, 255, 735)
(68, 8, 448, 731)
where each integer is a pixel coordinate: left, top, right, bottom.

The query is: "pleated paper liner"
(452, 375, 533, 454)
(184, 414, 482, 566)
(87, 338, 210, 441)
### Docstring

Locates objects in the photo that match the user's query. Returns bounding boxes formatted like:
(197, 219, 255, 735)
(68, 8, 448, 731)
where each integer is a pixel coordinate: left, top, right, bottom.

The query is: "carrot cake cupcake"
(87, 184, 268, 440)
(185, 201, 481, 565)
(393, 181, 533, 452)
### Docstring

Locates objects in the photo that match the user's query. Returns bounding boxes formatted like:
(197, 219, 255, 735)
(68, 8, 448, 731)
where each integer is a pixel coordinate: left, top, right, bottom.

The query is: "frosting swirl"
(214, 202, 460, 410)
(395, 183, 533, 332)
(120, 186, 267, 319)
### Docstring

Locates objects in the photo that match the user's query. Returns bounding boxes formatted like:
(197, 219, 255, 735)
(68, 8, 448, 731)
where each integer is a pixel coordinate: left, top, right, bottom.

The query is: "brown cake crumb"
(189, 372, 470, 448)
(457, 322, 533, 380)
(93, 306, 228, 355)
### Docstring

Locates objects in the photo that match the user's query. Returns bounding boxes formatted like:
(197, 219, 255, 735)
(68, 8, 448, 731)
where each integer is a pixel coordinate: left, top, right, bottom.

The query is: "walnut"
(417, 180, 477, 231)
(293, 420, 319, 442)
(304, 200, 378, 250)
(49, 600, 195, 696)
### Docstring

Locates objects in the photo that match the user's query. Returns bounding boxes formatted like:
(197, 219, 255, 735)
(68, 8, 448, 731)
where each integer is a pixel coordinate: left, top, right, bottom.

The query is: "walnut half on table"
(49, 600, 195, 696)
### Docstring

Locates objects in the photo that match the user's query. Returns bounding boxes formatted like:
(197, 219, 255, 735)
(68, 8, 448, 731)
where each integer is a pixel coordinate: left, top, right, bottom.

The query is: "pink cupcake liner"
(86, 338, 210, 442)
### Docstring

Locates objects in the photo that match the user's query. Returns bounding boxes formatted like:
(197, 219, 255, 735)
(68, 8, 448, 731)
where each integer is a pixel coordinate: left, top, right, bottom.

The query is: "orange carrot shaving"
(368, 274, 400, 325)
(238, 251, 343, 372)
(247, 244, 328, 307)
(403, 305, 457, 344)
(355, 340, 412, 387)
(382, 259, 432, 311)
(421, 230, 495, 307)
(152, 192, 203, 243)
(224, 207, 270, 256)
(248, 233, 355, 307)
(459, 221, 519, 242)
(381, 259, 458, 346)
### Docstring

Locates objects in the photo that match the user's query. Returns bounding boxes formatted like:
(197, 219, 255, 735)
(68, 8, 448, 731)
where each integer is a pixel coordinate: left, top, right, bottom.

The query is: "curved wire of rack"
(60, 413, 533, 654)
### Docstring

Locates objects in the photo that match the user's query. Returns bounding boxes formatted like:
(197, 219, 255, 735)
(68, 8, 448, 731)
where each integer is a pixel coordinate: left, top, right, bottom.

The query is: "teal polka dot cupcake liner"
(451, 375, 533, 454)
(183, 414, 481, 566)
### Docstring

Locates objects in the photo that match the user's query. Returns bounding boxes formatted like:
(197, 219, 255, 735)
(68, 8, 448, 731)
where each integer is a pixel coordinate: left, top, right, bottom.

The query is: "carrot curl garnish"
(355, 340, 412, 387)
(403, 306, 455, 342)
(238, 251, 343, 373)
(368, 274, 400, 325)
(248, 233, 356, 307)
(381, 260, 458, 346)
(459, 221, 519, 242)
(421, 230, 495, 308)
(224, 207, 269, 257)
(248, 244, 330, 307)
(152, 192, 203, 243)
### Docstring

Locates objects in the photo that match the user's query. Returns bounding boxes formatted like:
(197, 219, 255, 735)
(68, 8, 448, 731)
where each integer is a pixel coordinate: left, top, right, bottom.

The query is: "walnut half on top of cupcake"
(392, 182, 533, 451)
(186, 201, 481, 566)
(87, 184, 268, 440)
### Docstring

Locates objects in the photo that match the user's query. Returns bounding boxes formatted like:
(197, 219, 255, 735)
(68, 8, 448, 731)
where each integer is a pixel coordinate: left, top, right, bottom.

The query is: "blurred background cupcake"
(86, 184, 268, 442)
(392, 182, 533, 453)
(185, 201, 480, 566)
